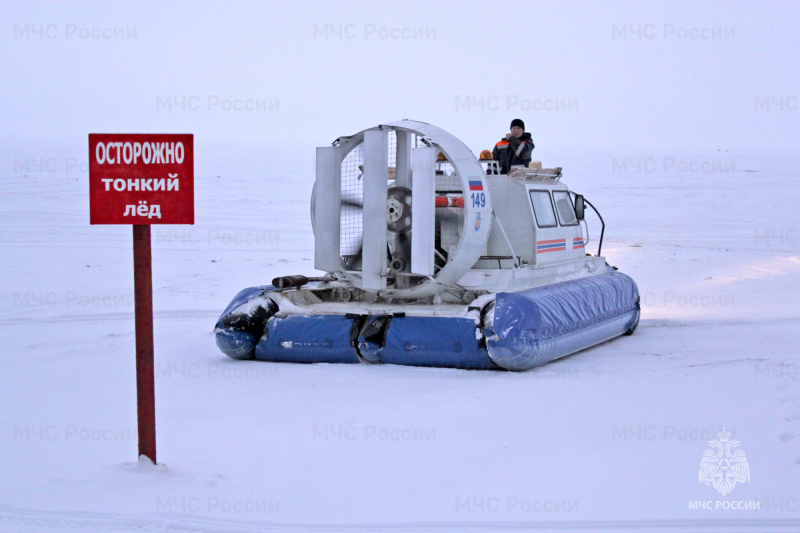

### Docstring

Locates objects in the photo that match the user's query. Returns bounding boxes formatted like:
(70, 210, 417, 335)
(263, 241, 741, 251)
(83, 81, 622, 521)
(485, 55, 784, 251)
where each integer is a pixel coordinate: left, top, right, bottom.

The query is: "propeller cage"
(312, 120, 493, 299)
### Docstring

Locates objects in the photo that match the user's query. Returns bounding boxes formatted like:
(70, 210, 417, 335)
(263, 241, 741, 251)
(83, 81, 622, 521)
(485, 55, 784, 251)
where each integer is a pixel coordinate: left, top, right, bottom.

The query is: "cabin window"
(553, 191, 578, 226)
(529, 190, 557, 228)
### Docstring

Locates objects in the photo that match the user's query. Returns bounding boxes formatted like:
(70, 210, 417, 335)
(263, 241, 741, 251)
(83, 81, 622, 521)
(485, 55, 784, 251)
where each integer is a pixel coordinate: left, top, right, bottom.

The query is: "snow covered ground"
(1, 137, 798, 532)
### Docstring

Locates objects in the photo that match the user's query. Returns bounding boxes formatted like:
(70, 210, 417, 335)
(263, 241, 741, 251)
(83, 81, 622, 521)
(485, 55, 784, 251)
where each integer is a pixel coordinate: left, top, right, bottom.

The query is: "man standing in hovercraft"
(492, 118, 534, 174)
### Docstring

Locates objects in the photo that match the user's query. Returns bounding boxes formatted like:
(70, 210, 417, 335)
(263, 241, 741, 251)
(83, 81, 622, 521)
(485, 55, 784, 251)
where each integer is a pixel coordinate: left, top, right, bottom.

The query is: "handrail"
(582, 197, 605, 257)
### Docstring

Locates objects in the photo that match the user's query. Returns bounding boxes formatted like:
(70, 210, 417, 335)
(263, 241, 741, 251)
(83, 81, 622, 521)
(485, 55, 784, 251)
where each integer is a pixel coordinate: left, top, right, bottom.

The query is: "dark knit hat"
(510, 118, 525, 130)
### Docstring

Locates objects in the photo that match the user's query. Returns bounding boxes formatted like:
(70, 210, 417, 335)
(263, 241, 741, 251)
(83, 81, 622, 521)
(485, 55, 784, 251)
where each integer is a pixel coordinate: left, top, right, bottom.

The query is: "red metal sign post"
(89, 134, 194, 464)
(133, 224, 155, 462)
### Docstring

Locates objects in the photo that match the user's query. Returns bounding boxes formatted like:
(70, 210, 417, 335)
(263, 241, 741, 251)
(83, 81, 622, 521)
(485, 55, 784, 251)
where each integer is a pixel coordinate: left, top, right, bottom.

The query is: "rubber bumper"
(485, 271, 640, 370)
(214, 271, 640, 371)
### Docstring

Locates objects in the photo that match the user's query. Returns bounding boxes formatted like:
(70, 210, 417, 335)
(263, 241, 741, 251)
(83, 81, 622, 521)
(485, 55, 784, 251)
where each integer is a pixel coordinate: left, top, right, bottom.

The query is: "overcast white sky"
(2, 1, 798, 152)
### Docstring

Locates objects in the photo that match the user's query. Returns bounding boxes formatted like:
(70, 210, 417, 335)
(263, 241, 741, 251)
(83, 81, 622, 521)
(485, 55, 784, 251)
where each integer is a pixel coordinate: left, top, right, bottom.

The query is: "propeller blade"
(340, 204, 363, 256)
(341, 197, 363, 209)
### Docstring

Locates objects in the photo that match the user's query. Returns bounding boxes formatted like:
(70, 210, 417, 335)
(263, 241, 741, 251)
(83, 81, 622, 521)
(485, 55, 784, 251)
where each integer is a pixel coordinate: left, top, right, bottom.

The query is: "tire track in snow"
(1, 504, 800, 533)
(0, 310, 219, 327)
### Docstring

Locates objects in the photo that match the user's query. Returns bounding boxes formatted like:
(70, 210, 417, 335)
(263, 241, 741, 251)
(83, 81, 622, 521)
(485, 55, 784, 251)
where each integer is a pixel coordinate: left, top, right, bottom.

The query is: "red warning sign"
(89, 134, 194, 224)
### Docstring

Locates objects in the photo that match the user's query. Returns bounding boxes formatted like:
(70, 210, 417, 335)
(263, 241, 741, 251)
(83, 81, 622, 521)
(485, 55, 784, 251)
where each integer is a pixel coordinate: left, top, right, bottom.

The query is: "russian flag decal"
(468, 180, 484, 191)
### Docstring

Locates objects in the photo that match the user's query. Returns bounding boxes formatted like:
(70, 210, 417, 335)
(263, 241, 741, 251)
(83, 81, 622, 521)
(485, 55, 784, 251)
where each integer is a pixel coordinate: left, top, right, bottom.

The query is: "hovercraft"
(214, 120, 639, 371)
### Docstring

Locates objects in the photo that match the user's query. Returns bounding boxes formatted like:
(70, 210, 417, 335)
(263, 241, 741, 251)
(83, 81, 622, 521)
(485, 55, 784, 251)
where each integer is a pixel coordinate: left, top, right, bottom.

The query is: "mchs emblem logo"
(699, 428, 750, 496)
